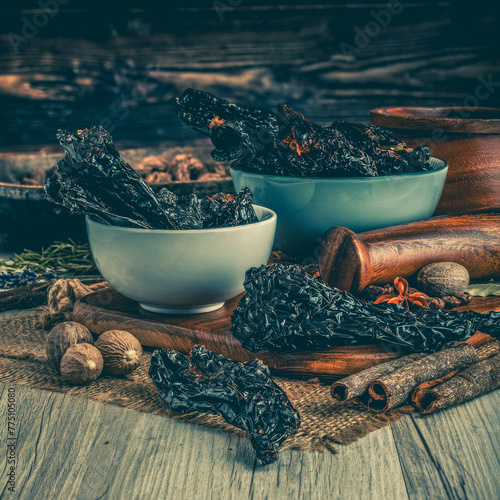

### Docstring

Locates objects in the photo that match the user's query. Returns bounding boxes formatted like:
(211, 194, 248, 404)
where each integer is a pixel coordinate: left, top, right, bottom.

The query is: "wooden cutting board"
(73, 290, 500, 378)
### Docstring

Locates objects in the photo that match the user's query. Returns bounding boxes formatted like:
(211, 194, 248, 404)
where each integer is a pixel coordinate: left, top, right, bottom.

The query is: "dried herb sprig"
(0, 240, 98, 277)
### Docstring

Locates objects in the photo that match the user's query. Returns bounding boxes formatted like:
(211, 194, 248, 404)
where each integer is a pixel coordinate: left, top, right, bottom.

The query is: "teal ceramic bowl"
(231, 157, 448, 256)
(86, 205, 276, 314)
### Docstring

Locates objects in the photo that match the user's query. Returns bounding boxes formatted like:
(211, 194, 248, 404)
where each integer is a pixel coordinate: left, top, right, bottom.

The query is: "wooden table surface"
(1, 239, 499, 499)
(1, 379, 499, 499)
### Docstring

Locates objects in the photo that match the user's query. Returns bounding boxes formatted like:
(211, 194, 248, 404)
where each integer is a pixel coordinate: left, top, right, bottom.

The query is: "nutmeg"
(416, 262, 470, 298)
(60, 343, 103, 384)
(45, 321, 94, 372)
(94, 330, 143, 375)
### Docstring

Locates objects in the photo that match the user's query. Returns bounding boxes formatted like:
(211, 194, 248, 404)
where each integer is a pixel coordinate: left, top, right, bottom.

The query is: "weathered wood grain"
(0, 383, 408, 500)
(249, 426, 409, 500)
(0, 3, 498, 148)
(1, 383, 498, 499)
(391, 390, 500, 500)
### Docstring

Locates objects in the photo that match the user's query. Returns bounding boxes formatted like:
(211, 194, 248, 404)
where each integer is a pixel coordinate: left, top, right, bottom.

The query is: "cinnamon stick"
(412, 340, 499, 410)
(331, 353, 427, 401)
(368, 343, 478, 412)
(331, 332, 494, 404)
(413, 354, 500, 414)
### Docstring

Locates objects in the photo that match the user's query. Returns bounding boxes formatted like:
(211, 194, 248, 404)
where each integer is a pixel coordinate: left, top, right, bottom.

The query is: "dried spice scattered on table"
(1, 240, 98, 278)
(331, 352, 428, 402)
(374, 277, 430, 309)
(149, 345, 300, 465)
(136, 152, 228, 184)
(231, 265, 500, 353)
(360, 283, 471, 310)
(416, 262, 470, 298)
(0, 268, 56, 289)
(45, 126, 258, 230)
(175, 88, 435, 177)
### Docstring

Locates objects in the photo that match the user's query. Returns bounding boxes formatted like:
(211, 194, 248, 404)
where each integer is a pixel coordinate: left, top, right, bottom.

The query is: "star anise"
(374, 277, 430, 309)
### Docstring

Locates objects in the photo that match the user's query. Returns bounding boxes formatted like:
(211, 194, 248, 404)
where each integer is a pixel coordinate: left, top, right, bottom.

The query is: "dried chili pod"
(45, 125, 259, 230)
(174, 88, 278, 136)
(45, 126, 175, 229)
(149, 345, 300, 465)
(156, 187, 258, 229)
(156, 190, 205, 230)
(202, 187, 259, 228)
(231, 265, 500, 353)
(276, 104, 378, 177)
(174, 89, 436, 178)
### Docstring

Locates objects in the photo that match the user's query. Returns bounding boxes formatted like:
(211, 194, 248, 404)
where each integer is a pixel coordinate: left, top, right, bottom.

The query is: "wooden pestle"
(318, 211, 500, 294)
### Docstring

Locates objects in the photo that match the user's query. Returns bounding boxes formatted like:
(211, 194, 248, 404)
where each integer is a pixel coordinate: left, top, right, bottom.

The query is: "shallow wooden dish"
(73, 289, 412, 378)
(0, 146, 232, 239)
(73, 289, 500, 378)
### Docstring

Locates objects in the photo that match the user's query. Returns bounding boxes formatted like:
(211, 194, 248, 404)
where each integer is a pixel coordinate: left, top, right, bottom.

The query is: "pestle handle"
(318, 212, 500, 294)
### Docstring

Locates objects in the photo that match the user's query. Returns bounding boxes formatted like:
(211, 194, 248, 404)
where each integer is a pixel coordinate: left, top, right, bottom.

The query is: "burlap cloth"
(1, 310, 497, 454)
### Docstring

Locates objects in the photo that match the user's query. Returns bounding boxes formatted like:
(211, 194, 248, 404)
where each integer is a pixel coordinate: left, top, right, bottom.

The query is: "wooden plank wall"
(0, 1, 498, 150)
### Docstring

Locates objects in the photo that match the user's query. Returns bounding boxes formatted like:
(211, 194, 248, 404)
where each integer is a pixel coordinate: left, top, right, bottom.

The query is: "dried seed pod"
(443, 295, 463, 308)
(94, 330, 143, 375)
(417, 262, 470, 298)
(145, 171, 173, 185)
(170, 153, 205, 181)
(60, 343, 103, 384)
(454, 293, 472, 305)
(45, 321, 94, 372)
(429, 298, 446, 310)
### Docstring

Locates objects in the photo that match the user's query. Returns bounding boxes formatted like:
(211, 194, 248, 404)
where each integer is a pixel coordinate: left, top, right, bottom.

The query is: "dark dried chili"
(174, 88, 434, 177)
(156, 187, 258, 229)
(45, 126, 258, 230)
(45, 126, 175, 229)
(231, 265, 500, 353)
(149, 345, 300, 465)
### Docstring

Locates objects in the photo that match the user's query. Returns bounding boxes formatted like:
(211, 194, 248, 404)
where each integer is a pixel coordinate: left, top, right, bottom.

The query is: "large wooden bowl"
(370, 107, 500, 215)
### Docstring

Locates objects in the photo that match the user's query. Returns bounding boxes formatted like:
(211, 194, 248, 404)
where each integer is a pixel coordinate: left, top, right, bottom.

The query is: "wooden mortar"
(370, 107, 500, 216)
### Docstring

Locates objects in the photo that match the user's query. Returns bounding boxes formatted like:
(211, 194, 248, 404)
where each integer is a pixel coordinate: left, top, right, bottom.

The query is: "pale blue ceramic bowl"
(86, 205, 276, 314)
(231, 157, 448, 256)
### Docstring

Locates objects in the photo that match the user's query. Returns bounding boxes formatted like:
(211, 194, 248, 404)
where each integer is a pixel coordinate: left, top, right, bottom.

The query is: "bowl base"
(140, 302, 225, 315)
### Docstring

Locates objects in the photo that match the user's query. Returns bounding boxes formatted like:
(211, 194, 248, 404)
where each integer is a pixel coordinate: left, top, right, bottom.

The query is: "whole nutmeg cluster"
(45, 322, 142, 385)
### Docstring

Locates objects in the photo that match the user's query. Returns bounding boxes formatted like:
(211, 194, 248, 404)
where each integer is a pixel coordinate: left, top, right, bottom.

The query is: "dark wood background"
(0, 1, 498, 151)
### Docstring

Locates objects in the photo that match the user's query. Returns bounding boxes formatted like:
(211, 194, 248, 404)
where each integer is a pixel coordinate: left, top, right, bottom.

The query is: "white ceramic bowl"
(231, 158, 448, 256)
(86, 205, 276, 314)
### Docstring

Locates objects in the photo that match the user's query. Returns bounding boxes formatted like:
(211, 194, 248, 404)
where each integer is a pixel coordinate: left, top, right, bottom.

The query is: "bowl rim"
(85, 204, 277, 234)
(370, 106, 500, 133)
(230, 156, 448, 182)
